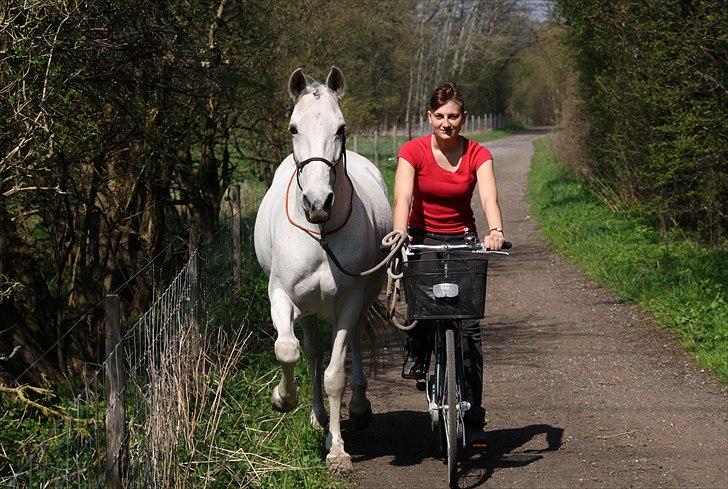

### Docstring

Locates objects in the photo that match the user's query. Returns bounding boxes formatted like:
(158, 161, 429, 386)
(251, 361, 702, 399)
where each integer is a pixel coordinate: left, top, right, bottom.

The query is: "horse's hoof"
(326, 453, 353, 474)
(270, 385, 298, 412)
(349, 403, 373, 430)
(310, 409, 329, 430)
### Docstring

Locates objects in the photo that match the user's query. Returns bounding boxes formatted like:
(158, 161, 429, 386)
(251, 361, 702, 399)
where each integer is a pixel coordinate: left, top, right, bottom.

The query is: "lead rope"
(385, 238, 418, 331)
(321, 230, 407, 277)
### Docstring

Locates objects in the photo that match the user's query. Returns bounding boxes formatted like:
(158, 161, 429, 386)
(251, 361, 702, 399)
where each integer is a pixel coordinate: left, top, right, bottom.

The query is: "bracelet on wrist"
(489, 226, 503, 234)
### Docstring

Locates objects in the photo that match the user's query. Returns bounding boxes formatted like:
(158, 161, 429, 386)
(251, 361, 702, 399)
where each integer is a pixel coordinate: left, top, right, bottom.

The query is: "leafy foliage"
(556, 0, 727, 241)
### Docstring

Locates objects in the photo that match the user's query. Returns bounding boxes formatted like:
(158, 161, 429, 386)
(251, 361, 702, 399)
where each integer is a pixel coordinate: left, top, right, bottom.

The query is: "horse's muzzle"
(302, 192, 334, 223)
(305, 208, 330, 223)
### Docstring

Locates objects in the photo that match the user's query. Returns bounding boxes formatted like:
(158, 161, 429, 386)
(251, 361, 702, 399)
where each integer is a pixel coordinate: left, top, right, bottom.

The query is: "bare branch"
(2, 185, 67, 198)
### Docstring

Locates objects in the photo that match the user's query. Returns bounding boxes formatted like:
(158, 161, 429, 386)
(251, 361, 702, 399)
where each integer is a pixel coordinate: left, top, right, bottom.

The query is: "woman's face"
(428, 101, 466, 140)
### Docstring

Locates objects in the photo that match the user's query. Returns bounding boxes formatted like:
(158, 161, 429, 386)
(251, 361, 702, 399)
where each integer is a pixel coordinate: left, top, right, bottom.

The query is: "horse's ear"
(326, 66, 345, 99)
(288, 68, 307, 101)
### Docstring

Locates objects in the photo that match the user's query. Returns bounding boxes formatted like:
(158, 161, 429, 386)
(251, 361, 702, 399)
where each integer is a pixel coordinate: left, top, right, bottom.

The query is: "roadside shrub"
(556, 0, 727, 242)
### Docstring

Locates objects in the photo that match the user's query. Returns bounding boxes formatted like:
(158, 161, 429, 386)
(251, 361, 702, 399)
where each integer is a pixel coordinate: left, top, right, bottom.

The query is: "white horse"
(254, 67, 392, 472)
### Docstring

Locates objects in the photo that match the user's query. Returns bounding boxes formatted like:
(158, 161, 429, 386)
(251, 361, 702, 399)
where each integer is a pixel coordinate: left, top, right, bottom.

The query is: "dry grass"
(137, 305, 252, 487)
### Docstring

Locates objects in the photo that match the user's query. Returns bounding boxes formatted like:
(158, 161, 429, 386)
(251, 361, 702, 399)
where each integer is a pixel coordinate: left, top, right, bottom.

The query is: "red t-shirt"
(398, 135, 493, 234)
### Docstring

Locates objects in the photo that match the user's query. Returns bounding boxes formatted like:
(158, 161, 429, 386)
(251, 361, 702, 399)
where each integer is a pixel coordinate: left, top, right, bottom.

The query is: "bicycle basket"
(402, 255, 488, 321)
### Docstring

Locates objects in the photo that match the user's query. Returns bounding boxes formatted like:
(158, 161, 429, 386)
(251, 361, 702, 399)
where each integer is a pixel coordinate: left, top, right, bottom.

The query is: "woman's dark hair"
(429, 82, 465, 112)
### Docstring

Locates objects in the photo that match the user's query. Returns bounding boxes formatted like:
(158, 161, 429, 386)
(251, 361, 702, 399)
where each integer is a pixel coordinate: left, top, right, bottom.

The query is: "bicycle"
(400, 236, 510, 488)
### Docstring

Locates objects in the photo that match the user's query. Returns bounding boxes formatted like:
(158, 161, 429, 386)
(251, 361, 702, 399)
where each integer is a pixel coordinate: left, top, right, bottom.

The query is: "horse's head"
(288, 67, 346, 224)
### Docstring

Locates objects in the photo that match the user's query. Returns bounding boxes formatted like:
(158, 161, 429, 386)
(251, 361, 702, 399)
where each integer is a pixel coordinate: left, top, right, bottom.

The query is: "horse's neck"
(332, 164, 353, 212)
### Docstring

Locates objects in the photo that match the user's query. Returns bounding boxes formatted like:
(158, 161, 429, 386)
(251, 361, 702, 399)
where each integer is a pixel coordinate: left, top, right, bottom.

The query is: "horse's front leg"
(269, 287, 301, 412)
(324, 300, 361, 473)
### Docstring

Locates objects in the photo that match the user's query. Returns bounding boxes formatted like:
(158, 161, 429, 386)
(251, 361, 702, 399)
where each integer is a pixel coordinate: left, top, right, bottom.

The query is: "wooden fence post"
(373, 129, 379, 165)
(105, 294, 127, 489)
(187, 229, 199, 329)
(231, 184, 242, 285)
(391, 124, 397, 161)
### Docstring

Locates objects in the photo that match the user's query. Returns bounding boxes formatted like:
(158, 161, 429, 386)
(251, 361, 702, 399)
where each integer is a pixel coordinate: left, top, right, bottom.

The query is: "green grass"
(194, 344, 346, 488)
(0, 345, 347, 488)
(527, 136, 728, 381)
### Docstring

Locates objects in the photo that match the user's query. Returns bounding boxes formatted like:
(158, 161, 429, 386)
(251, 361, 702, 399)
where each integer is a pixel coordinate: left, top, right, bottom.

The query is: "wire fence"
(351, 112, 526, 166)
(1, 183, 265, 488)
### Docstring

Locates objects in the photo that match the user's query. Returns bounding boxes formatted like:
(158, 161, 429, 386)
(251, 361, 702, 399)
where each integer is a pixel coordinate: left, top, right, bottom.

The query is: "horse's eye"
(289, 126, 298, 135)
(336, 125, 346, 136)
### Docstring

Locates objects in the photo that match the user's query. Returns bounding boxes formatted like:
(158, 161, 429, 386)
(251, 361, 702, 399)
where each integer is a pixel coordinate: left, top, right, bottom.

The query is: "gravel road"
(343, 130, 728, 488)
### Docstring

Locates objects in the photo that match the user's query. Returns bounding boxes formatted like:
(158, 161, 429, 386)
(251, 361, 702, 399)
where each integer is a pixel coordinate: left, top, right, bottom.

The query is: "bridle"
(287, 130, 352, 236)
(292, 131, 347, 192)
(285, 130, 407, 277)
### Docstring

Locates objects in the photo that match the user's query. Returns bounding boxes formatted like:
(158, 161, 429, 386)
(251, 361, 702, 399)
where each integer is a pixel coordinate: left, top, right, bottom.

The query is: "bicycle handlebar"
(406, 241, 511, 255)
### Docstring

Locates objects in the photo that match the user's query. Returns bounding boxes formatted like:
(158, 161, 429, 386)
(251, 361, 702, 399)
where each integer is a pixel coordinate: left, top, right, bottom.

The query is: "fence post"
(105, 294, 127, 489)
(231, 184, 242, 285)
(373, 129, 379, 166)
(353, 135, 358, 154)
(187, 228, 199, 329)
(391, 124, 397, 161)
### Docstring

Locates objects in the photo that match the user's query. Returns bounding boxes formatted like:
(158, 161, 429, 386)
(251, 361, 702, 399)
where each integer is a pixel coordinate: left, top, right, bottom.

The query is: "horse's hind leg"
(301, 316, 328, 429)
(270, 287, 300, 412)
(349, 314, 372, 430)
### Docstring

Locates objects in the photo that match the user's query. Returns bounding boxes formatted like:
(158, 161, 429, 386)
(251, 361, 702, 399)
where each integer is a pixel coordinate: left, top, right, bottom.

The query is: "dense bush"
(557, 0, 727, 242)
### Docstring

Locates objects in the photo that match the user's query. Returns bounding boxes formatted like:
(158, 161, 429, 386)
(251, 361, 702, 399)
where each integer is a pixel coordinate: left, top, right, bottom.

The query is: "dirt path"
(343, 130, 728, 488)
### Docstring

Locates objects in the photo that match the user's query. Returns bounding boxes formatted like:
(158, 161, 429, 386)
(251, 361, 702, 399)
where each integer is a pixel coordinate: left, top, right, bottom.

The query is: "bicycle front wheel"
(445, 327, 458, 487)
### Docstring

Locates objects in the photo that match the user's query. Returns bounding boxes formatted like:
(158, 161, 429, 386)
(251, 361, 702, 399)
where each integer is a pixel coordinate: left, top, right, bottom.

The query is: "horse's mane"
(301, 75, 331, 100)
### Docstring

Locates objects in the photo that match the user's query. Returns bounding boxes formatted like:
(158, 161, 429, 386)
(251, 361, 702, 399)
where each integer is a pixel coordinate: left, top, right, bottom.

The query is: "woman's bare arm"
(476, 160, 505, 250)
(393, 157, 415, 234)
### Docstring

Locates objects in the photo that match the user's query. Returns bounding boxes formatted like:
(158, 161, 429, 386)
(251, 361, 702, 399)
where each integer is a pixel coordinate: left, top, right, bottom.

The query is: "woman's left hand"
(482, 230, 505, 250)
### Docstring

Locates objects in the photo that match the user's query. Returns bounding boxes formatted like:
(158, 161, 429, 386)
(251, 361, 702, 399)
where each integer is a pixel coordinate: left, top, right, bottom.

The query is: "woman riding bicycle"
(393, 82, 505, 448)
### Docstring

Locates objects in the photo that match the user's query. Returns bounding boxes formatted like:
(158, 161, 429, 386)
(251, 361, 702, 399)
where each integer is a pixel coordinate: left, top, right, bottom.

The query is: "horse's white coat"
(254, 68, 391, 472)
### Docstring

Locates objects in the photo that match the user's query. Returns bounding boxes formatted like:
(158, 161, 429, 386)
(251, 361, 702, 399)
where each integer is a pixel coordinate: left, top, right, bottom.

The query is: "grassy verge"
(0, 215, 346, 488)
(527, 136, 728, 381)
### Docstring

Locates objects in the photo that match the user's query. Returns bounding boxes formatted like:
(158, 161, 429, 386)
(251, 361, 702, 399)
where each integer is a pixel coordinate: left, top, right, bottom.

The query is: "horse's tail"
(363, 296, 401, 376)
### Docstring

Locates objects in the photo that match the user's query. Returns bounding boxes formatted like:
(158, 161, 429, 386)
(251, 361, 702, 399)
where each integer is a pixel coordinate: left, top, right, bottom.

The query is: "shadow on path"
(344, 410, 437, 466)
(457, 424, 564, 488)
(344, 410, 563, 486)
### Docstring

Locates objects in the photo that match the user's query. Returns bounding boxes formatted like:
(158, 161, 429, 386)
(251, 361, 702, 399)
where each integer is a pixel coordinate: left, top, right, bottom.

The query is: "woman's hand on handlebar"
(482, 230, 506, 251)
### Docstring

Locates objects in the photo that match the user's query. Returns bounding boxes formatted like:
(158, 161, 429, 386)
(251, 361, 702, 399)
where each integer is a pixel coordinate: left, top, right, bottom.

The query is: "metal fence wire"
(350, 112, 523, 165)
(1, 184, 264, 488)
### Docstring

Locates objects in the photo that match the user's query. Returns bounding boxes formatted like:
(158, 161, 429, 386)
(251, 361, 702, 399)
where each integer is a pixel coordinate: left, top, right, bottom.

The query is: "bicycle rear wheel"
(444, 327, 458, 487)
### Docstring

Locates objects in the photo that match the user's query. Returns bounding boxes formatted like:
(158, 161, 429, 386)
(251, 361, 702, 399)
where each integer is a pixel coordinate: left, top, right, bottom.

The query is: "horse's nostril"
(323, 193, 334, 210)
